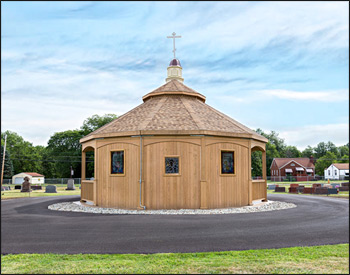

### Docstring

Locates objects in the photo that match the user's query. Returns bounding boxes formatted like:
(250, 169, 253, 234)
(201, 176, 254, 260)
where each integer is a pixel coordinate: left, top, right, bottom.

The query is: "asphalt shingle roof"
(82, 79, 267, 143)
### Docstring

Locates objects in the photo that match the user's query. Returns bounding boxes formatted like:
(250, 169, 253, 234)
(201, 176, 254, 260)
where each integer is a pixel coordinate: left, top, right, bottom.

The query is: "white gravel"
(48, 200, 296, 215)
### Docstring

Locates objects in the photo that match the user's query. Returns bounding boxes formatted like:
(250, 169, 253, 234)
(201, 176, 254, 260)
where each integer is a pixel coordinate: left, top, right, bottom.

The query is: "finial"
(167, 32, 181, 59)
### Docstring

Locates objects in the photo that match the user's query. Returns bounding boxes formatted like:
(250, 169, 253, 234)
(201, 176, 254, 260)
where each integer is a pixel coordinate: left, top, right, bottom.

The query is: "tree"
(256, 129, 286, 153)
(338, 155, 349, 163)
(301, 146, 314, 158)
(46, 130, 84, 178)
(315, 151, 337, 175)
(80, 114, 118, 135)
(255, 129, 284, 176)
(338, 144, 349, 157)
(1, 131, 44, 175)
(314, 142, 328, 159)
(326, 141, 339, 157)
(1, 144, 14, 178)
(251, 151, 262, 177)
(284, 146, 301, 158)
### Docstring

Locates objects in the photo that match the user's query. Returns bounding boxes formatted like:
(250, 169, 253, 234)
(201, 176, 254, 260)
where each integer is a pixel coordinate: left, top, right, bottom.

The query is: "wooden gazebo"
(80, 58, 268, 210)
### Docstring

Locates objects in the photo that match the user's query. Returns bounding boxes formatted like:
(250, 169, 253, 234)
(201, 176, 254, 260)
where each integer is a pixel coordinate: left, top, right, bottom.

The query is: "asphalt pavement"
(1, 194, 349, 254)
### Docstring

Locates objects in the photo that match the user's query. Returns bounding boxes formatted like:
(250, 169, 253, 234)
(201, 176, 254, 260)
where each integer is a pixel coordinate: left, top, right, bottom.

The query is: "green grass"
(1, 186, 80, 199)
(1, 244, 348, 274)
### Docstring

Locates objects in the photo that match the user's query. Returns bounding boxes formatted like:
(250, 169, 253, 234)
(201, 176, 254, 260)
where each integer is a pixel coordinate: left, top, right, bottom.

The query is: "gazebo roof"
(80, 79, 268, 143)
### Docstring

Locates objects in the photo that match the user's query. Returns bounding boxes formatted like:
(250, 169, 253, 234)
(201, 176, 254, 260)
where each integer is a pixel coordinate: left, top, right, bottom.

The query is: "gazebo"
(80, 56, 268, 210)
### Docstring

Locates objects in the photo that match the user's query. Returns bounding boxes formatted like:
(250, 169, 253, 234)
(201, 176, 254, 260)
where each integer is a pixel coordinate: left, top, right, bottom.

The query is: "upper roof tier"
(80, 79, 268, 143)
(143, 79, 206, 102)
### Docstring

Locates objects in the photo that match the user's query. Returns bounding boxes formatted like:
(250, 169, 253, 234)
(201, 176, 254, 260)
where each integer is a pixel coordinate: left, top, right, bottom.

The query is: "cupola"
(166, 58, 184, 83)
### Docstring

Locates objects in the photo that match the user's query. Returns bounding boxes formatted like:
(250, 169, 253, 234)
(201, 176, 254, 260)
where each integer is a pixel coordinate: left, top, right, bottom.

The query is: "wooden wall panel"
(81, 180, 94, 202)
(91, 135, 253, 209)
(143, 138, 201, 209)
(252, 180, 266, 201)
(205, 139, 249, 208)
(96, 140, 140, 209)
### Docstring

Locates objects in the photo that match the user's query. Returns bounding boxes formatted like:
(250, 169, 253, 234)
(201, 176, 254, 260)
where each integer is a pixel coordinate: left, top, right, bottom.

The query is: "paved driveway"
(1, 194, 348, 254)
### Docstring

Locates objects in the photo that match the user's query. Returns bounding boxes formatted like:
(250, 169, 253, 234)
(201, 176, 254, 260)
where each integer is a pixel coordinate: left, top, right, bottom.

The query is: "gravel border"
(48, 200, 296, 215)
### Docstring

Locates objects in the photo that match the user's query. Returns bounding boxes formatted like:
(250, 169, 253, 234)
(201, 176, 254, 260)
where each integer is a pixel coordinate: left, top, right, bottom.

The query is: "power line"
(7, 158, 94, 163)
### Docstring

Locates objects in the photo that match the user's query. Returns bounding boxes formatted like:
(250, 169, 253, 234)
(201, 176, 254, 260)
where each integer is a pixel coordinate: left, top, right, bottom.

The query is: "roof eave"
(142, 91, 206, 102)
(80, 130, 268, 144)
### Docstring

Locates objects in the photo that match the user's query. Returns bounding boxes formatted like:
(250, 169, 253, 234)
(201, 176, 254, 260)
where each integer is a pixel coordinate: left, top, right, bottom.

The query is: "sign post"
(1, 135, 7, 188)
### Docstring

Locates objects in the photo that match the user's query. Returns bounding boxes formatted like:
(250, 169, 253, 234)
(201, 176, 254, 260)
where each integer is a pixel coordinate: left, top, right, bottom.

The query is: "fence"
(267, 176, 326, 182)
(3, 178, 83, 185)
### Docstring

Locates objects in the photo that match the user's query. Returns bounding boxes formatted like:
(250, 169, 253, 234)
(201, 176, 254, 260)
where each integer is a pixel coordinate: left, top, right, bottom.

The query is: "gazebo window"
(111, 151, 125, 175)
(165, 157, 179, 174)
(221, 151, 235, 174)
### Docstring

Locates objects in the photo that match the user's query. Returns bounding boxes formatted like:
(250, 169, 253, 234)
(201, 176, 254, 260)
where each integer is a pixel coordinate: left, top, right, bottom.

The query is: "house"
(270, 158, 315, 181)
(12, 172, 45, 185)
(79, 55, 268, 210)
(324, 163, 349, 180)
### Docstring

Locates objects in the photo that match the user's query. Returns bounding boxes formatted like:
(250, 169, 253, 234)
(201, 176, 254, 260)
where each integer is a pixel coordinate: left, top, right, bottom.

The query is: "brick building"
(270, 157, 315, 181)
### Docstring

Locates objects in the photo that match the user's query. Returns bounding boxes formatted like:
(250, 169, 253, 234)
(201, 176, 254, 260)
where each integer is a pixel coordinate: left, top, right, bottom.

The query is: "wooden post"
(1, 134, 7, 188)
(81, 151, 86, 180)
(262, 150, 267, 202)
(248, 140, 252, 205)
(93, 148, 97, 205)
(200, 137, 208, 209)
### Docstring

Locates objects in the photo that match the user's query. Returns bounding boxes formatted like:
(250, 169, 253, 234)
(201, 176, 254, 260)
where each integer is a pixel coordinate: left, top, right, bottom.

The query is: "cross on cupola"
(166, 32, 184, 83)
(167, 32, 181, 59)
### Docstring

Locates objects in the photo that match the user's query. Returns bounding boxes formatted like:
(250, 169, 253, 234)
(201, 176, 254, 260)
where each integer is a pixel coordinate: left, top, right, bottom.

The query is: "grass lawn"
(1, 244, 348, 274)
(1, 185, 80, 200)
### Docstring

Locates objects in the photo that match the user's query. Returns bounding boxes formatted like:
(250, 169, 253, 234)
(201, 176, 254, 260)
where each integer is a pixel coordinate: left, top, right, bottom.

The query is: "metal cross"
(167, 32, 181, 59)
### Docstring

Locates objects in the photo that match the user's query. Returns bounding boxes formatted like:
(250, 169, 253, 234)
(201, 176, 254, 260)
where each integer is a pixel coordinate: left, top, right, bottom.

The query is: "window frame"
(220, 150, 236, 176)
(110, 150, 126, 177)
(164, 155, 181, 176)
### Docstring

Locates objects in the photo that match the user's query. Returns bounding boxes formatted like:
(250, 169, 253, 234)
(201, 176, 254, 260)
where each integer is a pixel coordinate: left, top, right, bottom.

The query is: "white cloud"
(214, 89, 349, 104)
(260, 89, 348, 102)
(279, 123, 349, 150)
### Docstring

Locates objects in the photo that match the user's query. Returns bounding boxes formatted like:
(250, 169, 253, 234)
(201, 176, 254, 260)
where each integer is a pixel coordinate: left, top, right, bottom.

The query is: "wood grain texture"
(81, 135, 266, 209)
(252, 180, 266, 201)
(81, 180, 94, 202)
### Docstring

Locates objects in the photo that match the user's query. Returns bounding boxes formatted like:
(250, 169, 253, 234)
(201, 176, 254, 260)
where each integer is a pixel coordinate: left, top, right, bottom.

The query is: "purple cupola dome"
(169, 58, 181, 67)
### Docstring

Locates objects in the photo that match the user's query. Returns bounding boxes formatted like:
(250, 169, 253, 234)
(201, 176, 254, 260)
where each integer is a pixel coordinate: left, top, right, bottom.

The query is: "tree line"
(1, 114, 117, 179)
(252, 129, 349, 177)
(1, 114, 349, 179)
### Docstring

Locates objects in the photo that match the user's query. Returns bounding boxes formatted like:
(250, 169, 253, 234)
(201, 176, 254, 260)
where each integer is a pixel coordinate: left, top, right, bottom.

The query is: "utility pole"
(1, 134, 7, 188)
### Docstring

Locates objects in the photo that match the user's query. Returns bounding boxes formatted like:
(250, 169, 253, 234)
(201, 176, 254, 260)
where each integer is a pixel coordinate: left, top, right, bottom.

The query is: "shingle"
(84, 79, 266, 141)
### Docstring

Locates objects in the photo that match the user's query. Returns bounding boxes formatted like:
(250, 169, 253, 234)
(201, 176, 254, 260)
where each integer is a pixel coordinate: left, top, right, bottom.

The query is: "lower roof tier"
(81, 81, 268, 144)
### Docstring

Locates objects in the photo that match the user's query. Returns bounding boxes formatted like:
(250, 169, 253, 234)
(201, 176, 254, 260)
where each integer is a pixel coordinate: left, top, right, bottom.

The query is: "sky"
(1, 1, 349, 150)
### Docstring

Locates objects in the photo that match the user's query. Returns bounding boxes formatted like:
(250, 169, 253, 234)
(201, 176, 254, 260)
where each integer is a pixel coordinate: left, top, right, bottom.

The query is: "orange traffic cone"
(328, 179, 330, 184)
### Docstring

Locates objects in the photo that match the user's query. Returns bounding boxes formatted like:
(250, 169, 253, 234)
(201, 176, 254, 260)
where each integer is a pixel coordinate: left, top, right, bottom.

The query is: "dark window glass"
(165, 157, 179, 174)
(221, 151, 234, 174)
(111, 151, 124, 174)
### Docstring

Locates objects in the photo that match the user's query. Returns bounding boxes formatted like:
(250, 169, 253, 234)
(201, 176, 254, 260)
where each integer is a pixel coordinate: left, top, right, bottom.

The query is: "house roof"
(333, 163, 349, 170)
(271, 158, 315, 169)
(23, 172, 44, 177)
(81, 79, 268, 143)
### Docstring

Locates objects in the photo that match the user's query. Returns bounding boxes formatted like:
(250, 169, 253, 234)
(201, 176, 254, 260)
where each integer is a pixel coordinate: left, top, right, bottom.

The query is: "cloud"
(214, 89, 349, 104)
(279, 123, 349, 150)
(260, 89, 348, 102)
(1, 1, 348, 148)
